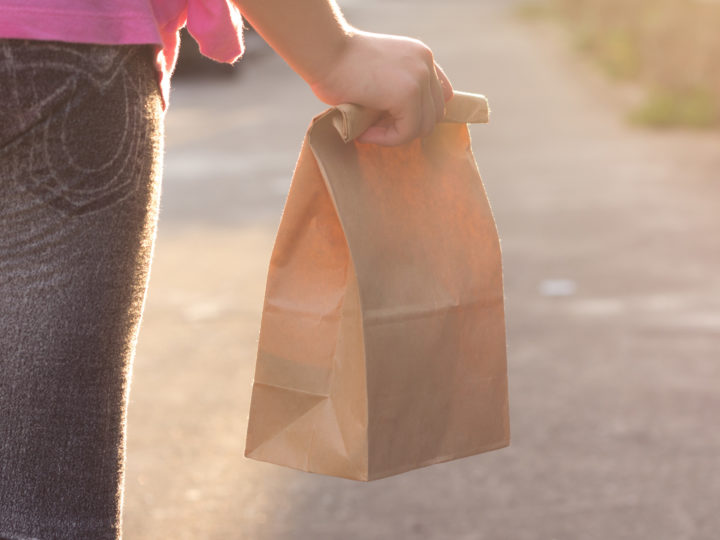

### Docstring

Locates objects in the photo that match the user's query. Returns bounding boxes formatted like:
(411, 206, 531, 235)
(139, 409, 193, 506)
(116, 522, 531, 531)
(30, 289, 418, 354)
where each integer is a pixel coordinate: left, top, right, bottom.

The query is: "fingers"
(357, 78, 426, 145)
(358, 89, 430, 146)
(418, 51, 448, 134)
(429, 67, 446, 123)
(356, 79, 440, 145)
(419, 77, 437, 137)
(356, 124, 398, 146)
(356, 42, 455, 146)
(357, 107, 416, 146)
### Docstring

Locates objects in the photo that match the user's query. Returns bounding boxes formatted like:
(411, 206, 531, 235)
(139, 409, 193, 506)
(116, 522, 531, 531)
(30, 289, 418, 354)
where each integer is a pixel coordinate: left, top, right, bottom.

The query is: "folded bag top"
(245, 91, 509, 481)
(331, 91, 490, 143)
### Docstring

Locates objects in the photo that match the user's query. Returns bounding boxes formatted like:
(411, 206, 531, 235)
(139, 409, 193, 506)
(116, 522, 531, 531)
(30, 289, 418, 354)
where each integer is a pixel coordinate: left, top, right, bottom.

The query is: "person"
(0, 1, 454, 538)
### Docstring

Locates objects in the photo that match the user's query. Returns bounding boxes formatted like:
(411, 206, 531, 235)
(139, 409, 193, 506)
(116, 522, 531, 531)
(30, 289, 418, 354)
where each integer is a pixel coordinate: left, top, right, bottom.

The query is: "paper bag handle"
(330, 91, 490, 144)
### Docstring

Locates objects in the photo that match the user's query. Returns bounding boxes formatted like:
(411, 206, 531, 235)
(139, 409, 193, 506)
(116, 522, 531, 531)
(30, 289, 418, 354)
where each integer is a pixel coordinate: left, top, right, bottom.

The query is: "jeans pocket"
(0, 41, 160, 216)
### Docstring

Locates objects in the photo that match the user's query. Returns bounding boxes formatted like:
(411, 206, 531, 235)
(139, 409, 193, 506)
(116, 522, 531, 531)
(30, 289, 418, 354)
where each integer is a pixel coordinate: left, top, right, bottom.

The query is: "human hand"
(309, 30, 454, 146)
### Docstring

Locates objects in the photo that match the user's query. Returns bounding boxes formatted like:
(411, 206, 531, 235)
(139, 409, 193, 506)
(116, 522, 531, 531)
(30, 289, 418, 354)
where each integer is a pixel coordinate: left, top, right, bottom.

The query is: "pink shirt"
(0, 1, 245, 109)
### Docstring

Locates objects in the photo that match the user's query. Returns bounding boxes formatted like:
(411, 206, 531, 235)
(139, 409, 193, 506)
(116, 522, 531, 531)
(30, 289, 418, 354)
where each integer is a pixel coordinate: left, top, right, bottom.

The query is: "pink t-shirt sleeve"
(150, 0, 245, 108)
(186, 0, 244, 62)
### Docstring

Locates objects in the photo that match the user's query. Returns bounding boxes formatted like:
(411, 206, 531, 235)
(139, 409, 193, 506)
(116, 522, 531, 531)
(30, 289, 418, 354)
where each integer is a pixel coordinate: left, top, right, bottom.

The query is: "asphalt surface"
(122, 1, 720, 538)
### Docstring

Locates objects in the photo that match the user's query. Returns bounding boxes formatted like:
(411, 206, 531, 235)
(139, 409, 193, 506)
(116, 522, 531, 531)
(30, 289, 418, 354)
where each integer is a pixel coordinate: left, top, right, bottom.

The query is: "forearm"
(231, 0, 353, 86)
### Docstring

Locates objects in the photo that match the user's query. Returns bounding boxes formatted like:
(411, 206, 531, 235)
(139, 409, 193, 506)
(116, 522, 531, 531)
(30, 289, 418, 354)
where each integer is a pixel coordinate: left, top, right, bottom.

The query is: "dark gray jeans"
(0, 40, 163, 540)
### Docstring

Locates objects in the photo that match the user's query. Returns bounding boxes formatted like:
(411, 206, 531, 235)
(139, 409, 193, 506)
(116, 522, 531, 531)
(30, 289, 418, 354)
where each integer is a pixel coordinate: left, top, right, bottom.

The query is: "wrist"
(304, 25, 356, 92)
(309, 29, 376, 106)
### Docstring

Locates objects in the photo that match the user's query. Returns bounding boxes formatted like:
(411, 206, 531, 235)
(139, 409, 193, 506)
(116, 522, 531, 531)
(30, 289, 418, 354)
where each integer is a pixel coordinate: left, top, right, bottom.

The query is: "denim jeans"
(0, 40, 163, 540)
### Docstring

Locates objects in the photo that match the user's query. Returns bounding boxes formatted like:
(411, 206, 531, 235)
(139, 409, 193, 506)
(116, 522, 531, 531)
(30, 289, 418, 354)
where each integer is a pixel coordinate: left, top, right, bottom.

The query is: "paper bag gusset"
(244, 92, 509, 481)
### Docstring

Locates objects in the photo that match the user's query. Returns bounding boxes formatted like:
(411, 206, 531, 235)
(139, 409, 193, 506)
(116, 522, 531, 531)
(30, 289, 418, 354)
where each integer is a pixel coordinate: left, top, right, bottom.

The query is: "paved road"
(122, 1, 720, 539)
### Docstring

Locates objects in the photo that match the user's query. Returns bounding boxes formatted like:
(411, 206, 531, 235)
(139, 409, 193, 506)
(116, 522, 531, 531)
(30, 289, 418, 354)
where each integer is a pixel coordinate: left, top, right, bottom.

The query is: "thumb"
(435, 63, 454, 102)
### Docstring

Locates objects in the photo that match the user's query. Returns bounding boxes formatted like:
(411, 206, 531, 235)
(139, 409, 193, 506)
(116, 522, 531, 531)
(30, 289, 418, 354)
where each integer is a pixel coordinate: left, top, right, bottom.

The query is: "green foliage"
(572, 28, 595, 53)
(524, 0, 720, 129)
(515, 1, 556, 20)
(594, 29, 641, 80)
(570, 26, 641, 80)
(630, 88, 719, 128)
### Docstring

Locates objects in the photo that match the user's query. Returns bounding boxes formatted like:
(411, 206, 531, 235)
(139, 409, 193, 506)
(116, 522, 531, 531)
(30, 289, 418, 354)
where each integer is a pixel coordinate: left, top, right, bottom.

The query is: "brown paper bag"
(244, 92, 509, 481)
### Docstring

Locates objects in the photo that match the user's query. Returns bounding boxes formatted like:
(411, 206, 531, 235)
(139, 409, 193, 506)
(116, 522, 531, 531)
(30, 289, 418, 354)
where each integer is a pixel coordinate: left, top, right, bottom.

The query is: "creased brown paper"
(244, 92, 509, 481)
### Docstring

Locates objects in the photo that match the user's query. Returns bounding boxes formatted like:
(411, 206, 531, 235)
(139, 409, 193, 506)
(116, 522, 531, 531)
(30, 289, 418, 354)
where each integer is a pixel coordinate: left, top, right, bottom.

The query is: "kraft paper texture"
(244, 92, 509, 481)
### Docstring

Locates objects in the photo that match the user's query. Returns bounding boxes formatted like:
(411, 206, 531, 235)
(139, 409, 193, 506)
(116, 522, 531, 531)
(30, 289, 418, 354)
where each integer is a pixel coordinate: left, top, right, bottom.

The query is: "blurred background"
(519, 0, 720, 127)
(123, 1, 720, 538)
